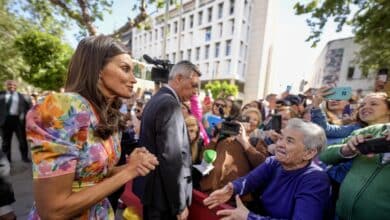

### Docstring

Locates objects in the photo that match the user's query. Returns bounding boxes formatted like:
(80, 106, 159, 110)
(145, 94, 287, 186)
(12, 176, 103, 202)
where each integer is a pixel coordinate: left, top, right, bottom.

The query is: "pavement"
(5, 135, 33, 220)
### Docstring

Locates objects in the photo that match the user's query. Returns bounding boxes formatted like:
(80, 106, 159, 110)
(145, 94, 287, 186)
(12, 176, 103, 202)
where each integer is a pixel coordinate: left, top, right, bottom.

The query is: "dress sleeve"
(26, 93, 90, 179)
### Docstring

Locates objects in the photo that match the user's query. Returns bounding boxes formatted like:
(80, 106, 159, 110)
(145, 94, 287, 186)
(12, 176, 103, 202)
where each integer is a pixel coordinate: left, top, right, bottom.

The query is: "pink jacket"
(190, 95, 210, 145)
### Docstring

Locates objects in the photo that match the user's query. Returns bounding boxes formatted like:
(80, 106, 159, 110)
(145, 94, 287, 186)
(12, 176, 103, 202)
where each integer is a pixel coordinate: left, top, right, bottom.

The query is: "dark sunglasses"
(215, 103, 226, 108)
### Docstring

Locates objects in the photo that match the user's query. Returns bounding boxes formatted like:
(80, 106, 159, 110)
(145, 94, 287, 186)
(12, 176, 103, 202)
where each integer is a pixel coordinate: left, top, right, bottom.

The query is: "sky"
(64, 0, 354, 94)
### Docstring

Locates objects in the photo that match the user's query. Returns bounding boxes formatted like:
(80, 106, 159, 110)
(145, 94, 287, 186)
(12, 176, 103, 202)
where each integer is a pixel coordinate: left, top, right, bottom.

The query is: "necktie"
(6, 92, 14, 114)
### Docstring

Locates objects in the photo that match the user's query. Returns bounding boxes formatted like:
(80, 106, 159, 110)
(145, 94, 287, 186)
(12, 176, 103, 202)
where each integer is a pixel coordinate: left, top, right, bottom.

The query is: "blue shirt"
(232, 157, 330, 220)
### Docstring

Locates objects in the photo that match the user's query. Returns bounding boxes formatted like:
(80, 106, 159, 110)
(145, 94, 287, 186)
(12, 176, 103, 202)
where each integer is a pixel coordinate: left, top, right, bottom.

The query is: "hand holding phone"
(355, 137, 390, 154)
(324, 87, 352, 100)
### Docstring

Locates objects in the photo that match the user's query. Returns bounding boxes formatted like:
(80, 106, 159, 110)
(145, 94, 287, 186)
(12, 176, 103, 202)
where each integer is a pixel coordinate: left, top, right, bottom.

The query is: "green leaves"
(14, 30, 73, 91)
(205, 81, 238, 99)
(295, 0, 390, 72)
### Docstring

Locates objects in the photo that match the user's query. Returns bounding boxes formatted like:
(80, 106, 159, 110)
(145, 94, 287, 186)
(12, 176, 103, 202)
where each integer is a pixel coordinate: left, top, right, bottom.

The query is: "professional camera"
(143, 54, 174, 83)
(218, 107, 250, 137)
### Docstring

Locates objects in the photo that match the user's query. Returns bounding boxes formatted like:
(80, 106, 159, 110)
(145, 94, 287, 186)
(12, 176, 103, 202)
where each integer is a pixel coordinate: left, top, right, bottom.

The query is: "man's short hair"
(169, 60, 201, 80)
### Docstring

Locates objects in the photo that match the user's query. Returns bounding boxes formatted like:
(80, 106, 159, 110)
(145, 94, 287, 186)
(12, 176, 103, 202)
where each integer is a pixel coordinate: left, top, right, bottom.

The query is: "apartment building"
(124, 0, 278, 102)
(310, 37, 375, 93)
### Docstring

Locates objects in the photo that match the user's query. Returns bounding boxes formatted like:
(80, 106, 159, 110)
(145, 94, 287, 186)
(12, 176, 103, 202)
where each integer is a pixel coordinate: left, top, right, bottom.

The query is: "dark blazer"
(0, 91, 31, 127)
(139, 86, 192, 215)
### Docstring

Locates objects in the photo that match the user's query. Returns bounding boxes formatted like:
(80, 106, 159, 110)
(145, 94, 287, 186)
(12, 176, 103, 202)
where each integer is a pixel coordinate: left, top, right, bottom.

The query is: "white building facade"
(310, 37, 375, 93)
(126, 0, 278, 102)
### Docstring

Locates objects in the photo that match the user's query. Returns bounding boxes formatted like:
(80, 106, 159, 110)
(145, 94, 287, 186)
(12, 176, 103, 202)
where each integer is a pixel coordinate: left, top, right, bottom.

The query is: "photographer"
(199, 107, 268, 196)
(319, 92, 390, 220)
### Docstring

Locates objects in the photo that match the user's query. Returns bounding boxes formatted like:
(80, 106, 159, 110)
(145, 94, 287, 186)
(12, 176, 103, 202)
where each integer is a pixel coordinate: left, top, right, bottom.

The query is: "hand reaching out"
(216, 195, 249, 220)
(203, 183, 234, 209)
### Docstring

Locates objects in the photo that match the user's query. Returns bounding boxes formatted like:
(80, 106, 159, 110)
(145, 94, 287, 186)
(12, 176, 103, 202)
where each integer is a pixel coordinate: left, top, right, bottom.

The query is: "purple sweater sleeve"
(232, 157, 274, 196)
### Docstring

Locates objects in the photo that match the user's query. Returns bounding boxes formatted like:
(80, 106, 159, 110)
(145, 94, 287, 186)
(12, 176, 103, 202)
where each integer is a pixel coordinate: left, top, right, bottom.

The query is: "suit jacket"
(139, 86, 192, 215)
(0, 91, 31, 127)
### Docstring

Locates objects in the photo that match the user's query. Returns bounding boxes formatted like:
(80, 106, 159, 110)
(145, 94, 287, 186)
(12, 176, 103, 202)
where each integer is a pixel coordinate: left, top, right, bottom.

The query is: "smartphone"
(270, 114, 282, 133)
(324, 87, 352, 100)
(207, 115, 223, 127)
(355, 137, 390, 154)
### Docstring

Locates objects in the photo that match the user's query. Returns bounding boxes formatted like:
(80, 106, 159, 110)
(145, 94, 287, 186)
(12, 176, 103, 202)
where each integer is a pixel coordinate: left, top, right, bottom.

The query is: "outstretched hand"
(216, 195, 249, 220)
(203, 183, 234, 209)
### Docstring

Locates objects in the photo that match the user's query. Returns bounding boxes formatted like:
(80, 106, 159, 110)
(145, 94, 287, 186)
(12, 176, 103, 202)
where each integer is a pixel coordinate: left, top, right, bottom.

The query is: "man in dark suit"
(0, 80, 31, 163)
(139, 61, 200, 220)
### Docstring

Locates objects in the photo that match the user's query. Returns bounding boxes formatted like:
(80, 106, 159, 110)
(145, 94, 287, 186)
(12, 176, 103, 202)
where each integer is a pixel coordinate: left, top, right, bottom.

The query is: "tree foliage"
(0, 0, 30, 85)
(295, 0, 390, 73)
(205, 81, 239, 99)
(14, 30, 73, 91)
(15, 0, 168, 38)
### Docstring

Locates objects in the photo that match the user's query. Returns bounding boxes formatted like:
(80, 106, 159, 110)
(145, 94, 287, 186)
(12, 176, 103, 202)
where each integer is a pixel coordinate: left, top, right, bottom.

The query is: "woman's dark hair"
(65, 35, 129, 139)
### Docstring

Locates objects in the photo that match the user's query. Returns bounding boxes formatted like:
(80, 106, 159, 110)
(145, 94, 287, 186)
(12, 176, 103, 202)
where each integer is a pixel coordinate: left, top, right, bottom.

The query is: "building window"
(180, 51, 184, 60)
(167, 24, 171, 34)
(172, 52, 176, 63)
(181, 18, 185, 31)
(230, 19, 235, 34)
(218, 23, 223, 37)
(189, 15, 194, 28)
(160, 27, 164, 38)
(196, 47, 200, 61)
(205, 26, 212, 41)
(155, 29, 158, 40)
(226, 59, 231, 74)
(198, 11, 203, 25)
(187, 49, 191, 60)
(230, 0, 235, 15)
(205, 45, 210, 59)
(225, 40, 232, 56)
(174, 21, 178, 33)
(206, 62, 209, 75)
(215, 61, 220, 75)
(218, 3, 224, 19)
(207, 7, 213, 22)
(215, 42, 220, 58)
(347, 67, 355, 79)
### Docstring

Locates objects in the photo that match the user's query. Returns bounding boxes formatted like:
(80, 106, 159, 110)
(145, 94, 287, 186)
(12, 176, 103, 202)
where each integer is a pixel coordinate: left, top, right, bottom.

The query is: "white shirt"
(5, 91, 19, 115)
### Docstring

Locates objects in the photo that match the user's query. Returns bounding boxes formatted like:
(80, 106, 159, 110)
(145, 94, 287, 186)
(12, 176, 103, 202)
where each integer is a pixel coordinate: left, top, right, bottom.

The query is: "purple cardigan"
(232, 157, 330, 220)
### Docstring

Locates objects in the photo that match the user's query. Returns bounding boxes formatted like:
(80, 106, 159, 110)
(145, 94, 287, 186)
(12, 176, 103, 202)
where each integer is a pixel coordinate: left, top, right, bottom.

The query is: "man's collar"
(164, 84, 181, 102)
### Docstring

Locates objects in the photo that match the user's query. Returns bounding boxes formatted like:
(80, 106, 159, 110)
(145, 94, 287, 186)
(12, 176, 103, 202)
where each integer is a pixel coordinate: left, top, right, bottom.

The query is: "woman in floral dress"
(26, 35, 159, 220)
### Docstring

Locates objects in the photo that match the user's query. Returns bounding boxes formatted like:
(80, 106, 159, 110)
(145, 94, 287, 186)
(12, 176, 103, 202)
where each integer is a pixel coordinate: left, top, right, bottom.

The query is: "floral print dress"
(26, 93, 121, 220)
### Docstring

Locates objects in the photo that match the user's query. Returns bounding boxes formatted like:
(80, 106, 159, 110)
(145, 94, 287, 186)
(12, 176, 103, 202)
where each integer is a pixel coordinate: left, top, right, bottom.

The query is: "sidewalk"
(6, 135, 33, 220)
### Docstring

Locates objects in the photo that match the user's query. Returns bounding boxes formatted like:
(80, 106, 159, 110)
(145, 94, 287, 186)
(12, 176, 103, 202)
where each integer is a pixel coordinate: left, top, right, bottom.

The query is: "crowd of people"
(0, 35, 389, 220)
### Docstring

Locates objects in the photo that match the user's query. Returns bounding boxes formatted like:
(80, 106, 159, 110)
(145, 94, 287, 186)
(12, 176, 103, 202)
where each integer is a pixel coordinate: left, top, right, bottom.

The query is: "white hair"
(168, 60, 201, 80)
(286, 118, 327, 153)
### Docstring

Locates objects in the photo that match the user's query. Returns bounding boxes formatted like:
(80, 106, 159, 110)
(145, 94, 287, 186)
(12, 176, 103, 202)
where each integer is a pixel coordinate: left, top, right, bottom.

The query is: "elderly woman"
(204, 118, 330, 220)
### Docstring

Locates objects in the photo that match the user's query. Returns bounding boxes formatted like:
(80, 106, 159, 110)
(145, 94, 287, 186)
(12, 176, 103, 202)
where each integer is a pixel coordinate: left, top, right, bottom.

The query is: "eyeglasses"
(215, 103, 226, 108)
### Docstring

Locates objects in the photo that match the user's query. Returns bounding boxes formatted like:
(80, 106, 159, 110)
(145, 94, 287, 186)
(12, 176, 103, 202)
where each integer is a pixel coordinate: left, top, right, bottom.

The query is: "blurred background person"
(0, 80, 32, 163)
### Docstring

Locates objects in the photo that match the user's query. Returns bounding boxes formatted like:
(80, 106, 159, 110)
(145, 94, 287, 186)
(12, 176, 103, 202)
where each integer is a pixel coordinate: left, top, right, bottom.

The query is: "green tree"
(14, 30, 73, 91)
(0, 0, 30, 85)
(16, 0, 170, 37)
(205, 81, 239, 100)
(295, 0, 390, 73)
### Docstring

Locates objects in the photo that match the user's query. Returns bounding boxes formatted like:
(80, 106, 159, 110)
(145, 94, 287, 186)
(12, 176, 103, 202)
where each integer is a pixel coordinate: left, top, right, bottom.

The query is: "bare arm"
(34, 148, 158, 219)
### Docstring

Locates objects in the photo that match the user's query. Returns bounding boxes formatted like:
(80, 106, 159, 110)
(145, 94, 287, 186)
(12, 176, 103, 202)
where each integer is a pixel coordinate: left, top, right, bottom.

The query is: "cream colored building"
(123, 0, 278, 102)
(310, 37, 375, 93)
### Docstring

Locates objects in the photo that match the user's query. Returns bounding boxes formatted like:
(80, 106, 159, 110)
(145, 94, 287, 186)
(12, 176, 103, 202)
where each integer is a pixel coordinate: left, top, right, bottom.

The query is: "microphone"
(143, 54, 170, 66)
(143, 54, 156, 65)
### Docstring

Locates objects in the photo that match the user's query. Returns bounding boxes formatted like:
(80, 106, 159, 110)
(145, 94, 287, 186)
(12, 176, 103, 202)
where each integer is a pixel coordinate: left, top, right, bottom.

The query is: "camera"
(217, 107, 250, 137)
(143, 54, 174, 83)
(355, 137, 390, 154)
